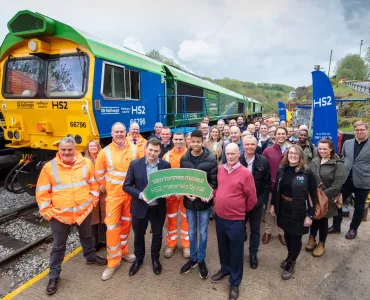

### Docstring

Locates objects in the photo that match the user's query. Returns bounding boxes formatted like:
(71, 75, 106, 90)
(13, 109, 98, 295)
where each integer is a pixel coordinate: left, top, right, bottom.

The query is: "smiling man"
(36, 137, 107, 295)
(123, 138, 171, 276)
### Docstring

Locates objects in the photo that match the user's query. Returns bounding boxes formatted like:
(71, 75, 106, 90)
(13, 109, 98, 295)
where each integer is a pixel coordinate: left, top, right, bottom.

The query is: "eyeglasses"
(288, 153, 299, 156)
(354, 129, 367, 132)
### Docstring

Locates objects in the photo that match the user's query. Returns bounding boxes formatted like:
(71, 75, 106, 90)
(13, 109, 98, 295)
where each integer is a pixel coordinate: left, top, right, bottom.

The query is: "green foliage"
(146, 49, 183, 70)
(335, 54, 367, 80)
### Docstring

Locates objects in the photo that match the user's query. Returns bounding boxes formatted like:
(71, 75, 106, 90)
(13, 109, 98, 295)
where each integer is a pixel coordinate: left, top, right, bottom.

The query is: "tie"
(133, 139, 137, 144)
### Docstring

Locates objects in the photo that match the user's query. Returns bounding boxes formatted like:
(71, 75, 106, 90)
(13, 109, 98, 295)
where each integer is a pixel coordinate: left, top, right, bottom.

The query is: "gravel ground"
(0, 219, 50, 243)
(0, 227, 81, 297)
(0, 187, 35, 215)
(0, 245, 14, 260)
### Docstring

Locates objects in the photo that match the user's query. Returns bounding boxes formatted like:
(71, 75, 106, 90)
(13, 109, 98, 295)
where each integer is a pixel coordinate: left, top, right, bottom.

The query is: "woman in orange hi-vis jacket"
(163, 132, 190, 259)
(36, 137, 107, 295)
(85, 140, 107, 252)
(95, 122, 144, 281)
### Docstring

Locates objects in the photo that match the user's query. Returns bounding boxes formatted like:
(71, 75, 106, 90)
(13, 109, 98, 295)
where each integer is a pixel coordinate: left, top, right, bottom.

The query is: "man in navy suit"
(123, 138, 171, 276)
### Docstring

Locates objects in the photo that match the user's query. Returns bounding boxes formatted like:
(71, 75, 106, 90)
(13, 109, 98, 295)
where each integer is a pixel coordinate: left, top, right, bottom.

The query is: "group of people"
(36, 117, 370, 299)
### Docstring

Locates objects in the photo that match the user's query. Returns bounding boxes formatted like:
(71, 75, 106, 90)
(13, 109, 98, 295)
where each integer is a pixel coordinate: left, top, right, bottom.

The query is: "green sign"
(143, 168, 213, 202)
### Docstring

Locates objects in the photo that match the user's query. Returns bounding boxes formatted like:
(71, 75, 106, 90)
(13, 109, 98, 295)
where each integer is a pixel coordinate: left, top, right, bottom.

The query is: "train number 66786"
(70, 121, 87, 128)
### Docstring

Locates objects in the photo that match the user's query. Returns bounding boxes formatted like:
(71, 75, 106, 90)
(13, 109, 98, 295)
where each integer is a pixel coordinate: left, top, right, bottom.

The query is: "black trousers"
(284, 231, 302, 262)
(245, 205, 263, 256)
(49, 214, 96, 279)
(310, 218, 328, 243)
(333, 178, 370, 231)
(216, 215, 245, 287)
(132, 205, 166, 262)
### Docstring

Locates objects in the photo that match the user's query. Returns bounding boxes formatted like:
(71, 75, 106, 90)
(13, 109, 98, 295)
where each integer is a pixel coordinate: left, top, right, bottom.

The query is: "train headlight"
(74, 135, 82, 144)
(14, 131, 21, 140)
(7, 130, 13, 139)
(28, 40, 38, 52)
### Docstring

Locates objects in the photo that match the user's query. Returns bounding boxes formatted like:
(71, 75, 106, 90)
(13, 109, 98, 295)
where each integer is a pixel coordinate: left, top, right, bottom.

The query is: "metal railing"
(157, 95, 208, 130)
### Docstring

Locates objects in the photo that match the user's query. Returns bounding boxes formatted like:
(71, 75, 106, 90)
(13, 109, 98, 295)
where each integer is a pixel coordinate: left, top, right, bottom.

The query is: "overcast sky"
(0, 0, 368, 88)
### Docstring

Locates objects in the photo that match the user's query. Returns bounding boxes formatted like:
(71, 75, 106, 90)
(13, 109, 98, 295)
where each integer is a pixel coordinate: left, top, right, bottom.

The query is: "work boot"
(122, 253, 136, 263)
(164, 246, 176, 258)
(312, 242, 325, 257)
(306, 235, 317, 251)
(101, 265, 120, 281)
(282, 261, 295, 280)
(182, 247, 190, 258)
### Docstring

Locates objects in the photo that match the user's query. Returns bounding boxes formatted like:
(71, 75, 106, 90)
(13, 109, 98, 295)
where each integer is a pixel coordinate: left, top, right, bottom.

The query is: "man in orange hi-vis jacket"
(163, 132, 190, 258)
(36, 137, 107, 295)
(127, 122, 147, 157)
(96, 122, 143, 281)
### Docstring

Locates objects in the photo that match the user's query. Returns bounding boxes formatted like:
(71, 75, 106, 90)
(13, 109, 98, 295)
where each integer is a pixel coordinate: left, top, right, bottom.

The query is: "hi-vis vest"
(36, 153, 99, 225)
(126, 133, 147, 157)
(95, 141, 143, 197)
(164, 147, 187, 201)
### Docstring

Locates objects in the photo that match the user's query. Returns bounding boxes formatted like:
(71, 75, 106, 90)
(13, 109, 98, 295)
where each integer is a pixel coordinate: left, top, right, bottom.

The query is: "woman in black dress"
(271, 144, 317, 280)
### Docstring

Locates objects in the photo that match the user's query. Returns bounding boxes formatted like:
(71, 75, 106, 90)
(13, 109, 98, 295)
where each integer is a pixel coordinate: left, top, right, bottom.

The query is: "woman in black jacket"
(179, 130, 218, 279)
(271, 144, 317, 280)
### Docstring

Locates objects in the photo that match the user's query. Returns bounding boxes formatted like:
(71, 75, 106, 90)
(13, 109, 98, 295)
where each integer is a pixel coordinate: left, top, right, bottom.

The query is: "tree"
(335, 54, 366, 80)
(364, 46, 370, 65)
(146, 49, 183, 70)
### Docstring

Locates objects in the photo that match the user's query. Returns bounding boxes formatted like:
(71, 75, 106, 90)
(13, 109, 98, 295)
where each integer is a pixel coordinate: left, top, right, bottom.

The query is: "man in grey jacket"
(330, 121, 370, 239)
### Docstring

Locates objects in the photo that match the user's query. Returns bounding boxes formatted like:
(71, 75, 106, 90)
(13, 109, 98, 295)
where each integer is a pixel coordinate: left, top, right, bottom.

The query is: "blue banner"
(278, 102, 286, 121)
(312, 70, 338, 152)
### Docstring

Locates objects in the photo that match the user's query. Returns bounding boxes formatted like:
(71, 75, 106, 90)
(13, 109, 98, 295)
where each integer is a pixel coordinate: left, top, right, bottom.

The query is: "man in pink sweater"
(211, 143, 257, 300)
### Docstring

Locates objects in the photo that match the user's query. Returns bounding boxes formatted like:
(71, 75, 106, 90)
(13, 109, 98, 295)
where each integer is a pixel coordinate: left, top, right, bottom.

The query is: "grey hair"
(243, 135, 257, 144)
(217, 119, 225, 125)
(59, 137, 76, 148)
(111, 122, 126, 132)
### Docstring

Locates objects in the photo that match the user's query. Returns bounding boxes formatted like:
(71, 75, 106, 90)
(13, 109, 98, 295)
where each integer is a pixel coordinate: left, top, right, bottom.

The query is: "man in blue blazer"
(123, 138, 171, 276)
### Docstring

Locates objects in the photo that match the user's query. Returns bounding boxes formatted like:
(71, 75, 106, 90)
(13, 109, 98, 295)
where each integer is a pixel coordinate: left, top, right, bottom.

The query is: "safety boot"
(101, 265, 120, 281)
(182, 247, 190, 258)
(306, 235, 317, 251)
(164, 246, 176, 258)
(313, 242, 325, 257)
(122, 253, 136, 263)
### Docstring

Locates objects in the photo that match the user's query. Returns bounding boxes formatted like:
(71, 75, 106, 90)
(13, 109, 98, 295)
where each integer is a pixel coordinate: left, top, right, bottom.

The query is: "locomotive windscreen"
(177, 82, 203, 113)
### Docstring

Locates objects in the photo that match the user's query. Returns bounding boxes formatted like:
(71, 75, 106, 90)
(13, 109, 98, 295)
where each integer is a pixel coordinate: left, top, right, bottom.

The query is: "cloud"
(0, 0, 368, 88)
(123, 37, 145, 54)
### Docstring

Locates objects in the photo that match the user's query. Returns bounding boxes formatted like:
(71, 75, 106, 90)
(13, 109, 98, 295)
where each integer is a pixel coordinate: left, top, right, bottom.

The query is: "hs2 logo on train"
(130, 106, 146, 126)
(313, 96, 332, 107)
(52, 101, 68, 109)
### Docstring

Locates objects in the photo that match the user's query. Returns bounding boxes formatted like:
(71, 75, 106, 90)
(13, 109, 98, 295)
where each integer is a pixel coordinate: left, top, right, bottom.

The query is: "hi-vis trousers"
(166, 198, 189, 248)
(105, 195, 132, 268)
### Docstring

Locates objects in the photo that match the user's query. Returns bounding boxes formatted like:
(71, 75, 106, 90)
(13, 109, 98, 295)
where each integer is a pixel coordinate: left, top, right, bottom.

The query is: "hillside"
(205, 77, 294, 112)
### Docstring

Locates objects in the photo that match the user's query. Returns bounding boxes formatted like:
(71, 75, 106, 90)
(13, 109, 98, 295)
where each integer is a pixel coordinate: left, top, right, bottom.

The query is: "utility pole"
(328, 49, 333, 78)
(360, 40, 364, 56)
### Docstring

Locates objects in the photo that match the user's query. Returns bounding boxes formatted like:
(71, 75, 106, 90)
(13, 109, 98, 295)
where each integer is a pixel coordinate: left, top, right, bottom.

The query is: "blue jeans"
(186, 208, 211, 263)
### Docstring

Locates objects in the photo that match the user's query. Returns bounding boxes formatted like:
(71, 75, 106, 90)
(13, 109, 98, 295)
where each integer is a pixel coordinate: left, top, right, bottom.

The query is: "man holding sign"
(123, 138, 171, 276)
(179, 130, 218, 279)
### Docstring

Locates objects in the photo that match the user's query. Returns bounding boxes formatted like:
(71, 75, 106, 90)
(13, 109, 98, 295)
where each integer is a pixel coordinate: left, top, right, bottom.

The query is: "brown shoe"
(278, 234, 286, 246)
(306, 235, 317, 251)
(312, 242, 325, 257)
(262, 233, 271, 244)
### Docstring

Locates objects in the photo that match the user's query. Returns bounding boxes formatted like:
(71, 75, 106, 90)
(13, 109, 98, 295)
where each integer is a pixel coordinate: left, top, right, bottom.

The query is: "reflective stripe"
(51, 159, 61, 185)
(36, 184, 51, 193)
(96, 176, 105, 181)
(52, 181, 88, 192)
(170, 236, 177, 240)
(130, 143, 137, 159)
(90, 191, 99, 197)
(181, 212, 187, 218)
(120, 234, 128, 239)
(167, 212, 177, 218)
(107, 250, 122, 258)
(82, 165, 87, 180)
(164, 152, 170, 162)
(106, 146, 114, 170)
(107, 243, 121, 251)
(121, 216, 131, 221)
(105, 177, 124, 185)
(121, 241, 128, 246)
(182, 236, 190, 240)
(38, 201, 51, 210)
(106, 213, 112, 217)
(87, 178, 96, 183)
(107, 170, 127, 177)
(59, 199, 93, 213)
(181, 230, 188, 234)
(95, 169, 105, 175)
(107, 222, 120, 230)
(168, 229, 177, 234)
